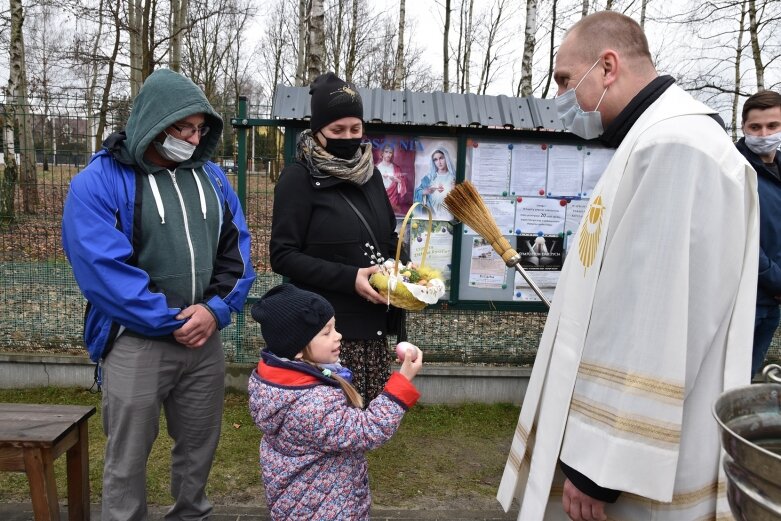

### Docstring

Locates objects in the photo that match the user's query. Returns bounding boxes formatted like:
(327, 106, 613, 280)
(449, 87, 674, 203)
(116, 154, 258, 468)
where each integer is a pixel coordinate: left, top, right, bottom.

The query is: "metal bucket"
(713, 365, 781, 520)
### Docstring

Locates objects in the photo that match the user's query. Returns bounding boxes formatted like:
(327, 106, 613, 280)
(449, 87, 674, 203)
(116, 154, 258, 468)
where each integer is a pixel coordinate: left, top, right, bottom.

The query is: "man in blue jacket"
(62, 69, 255, 521)
(736, 90, 781, 377)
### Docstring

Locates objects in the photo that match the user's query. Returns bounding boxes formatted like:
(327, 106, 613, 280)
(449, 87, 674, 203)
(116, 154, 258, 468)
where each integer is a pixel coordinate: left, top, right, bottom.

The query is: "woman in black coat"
(269, 72, 406, 401)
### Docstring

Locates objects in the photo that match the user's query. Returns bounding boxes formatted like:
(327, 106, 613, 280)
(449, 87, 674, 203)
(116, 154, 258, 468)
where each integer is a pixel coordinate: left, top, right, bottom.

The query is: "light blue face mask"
(745, 132, 781, 157)
(154, 132, 197, 163)
(555, 58, 608, 140)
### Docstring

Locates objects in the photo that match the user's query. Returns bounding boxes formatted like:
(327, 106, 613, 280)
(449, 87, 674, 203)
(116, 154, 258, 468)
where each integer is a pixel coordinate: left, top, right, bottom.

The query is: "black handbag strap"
(338, 190, 382, 253)
(339, 191, 407, 340)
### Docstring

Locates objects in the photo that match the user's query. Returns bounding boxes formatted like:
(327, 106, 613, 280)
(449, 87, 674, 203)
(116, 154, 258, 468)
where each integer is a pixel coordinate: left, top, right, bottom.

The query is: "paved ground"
(0, 503, 520, 520)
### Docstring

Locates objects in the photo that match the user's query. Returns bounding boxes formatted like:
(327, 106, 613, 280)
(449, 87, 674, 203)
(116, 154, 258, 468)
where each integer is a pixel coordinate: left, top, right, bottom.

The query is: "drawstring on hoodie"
(191, 169, 207, 219)
(147, 169, 208, 224)
(147, 174, 166, 224)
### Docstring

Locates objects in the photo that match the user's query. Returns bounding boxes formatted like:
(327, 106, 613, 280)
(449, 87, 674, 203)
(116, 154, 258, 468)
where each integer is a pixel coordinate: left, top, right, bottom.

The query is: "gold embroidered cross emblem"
(578, 195, 605, 271)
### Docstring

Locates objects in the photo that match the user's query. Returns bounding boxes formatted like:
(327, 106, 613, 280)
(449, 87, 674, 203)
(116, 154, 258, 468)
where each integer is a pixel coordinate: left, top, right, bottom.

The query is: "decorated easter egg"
(395, 341, 418, 362)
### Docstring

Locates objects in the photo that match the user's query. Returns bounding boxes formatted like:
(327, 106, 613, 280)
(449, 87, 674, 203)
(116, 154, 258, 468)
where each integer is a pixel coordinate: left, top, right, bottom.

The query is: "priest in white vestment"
(497, 11, 759, 521)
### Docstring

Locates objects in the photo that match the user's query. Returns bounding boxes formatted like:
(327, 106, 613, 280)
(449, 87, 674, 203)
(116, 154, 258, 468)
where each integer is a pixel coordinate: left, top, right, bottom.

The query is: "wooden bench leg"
(23, 447, 61, 521)
(66, 422, 90, 521)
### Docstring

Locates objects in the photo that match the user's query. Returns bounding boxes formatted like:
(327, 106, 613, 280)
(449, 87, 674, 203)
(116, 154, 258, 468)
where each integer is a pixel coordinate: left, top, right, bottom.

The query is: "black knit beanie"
(309, 72, 363, 134)
(251, 283, 335, 359)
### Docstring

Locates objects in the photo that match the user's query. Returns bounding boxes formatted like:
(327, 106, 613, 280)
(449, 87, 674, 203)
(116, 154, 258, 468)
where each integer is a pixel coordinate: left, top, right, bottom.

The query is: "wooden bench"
(0, 403, 96, 521)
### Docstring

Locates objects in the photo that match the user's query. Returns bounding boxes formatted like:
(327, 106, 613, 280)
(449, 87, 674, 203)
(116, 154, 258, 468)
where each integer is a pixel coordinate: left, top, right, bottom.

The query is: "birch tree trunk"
(443, 0, 450, 92)
(9, 0, 38, 213)
(606, 0, 614, 10)
(392, 0, 406, 90)
(170, 0, 189, 72)
(581, 0, 589, 18)
(455, 1, 464, 92)
(640, 0, 648, 29)
(345, 0, 359, 82)
(732, 0, 748, 140)
(332, 0, 345, 76)
(129, 0, 144, 97)
(1, 89, 18, 223)
(127, 0, 155, 94)
(541, 0, 558, 98)
(141, 0, 154, 81)
(748, 0, 764, 90)
(307, 0, 325, 83)
(519, 0, 537, 97)
(295, 0, 308, 86)
(462, 0, 474, 93)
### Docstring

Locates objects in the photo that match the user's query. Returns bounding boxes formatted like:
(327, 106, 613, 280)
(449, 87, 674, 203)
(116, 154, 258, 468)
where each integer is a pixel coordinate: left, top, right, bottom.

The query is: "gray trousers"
(101, 331, 225, 521)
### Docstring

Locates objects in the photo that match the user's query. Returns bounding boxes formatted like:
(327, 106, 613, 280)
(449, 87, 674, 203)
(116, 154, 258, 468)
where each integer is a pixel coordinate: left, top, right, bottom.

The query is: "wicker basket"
(369, 203, 445, 311)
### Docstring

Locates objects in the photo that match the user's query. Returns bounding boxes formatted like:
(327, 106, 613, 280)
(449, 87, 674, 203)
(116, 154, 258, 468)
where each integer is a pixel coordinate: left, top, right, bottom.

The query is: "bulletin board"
(286, 124, 614, 311)
(456, 138, 614, 305)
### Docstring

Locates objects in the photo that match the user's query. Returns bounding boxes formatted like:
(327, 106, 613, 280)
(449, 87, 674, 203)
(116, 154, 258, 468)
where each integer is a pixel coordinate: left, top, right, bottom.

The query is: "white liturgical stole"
(497, 84, 758, 521)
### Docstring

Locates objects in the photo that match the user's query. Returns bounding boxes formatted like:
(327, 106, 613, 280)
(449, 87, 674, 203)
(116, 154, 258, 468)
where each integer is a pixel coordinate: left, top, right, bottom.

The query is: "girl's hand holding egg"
(395, 341, 418, 362)
(396, 341, 423, 381)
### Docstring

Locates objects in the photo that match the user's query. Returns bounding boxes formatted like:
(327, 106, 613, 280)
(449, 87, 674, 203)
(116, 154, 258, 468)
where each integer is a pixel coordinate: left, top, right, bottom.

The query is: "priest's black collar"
(598, 75, 675, 149)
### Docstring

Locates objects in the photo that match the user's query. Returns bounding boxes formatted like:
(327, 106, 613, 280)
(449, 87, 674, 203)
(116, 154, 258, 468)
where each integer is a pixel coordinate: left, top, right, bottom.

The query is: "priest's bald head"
(554, 11, 658, 130)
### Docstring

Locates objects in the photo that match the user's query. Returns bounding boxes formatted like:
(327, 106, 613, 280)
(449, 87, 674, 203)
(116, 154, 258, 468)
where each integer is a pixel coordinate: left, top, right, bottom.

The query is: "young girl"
(248, 283, 423, 520)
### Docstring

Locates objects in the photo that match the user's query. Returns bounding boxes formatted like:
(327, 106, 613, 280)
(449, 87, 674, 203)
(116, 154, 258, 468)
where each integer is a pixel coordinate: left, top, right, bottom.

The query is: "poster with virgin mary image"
(413, 138, 458, 221)
(366, 134, 416, 216)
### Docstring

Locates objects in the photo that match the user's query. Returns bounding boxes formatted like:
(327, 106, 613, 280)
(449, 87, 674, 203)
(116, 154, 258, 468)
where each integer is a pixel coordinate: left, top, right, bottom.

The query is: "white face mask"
(745, 132, 781, 157)
(555, 58, 608, 140)
(153, 132, 197, 163)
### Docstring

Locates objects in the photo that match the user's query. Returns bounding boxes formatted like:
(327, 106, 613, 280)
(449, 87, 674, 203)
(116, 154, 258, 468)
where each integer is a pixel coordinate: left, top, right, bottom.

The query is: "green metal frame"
(230, 112, 586, 312)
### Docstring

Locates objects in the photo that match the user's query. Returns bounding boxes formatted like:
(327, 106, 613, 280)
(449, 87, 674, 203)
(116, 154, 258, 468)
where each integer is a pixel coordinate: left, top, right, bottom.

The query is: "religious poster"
(410, 220, 454, 294)
(510, 143, 548, 196)
(513, 271, 559, 302)
(546, 144, 584, 197)
(469, 237, 507, 289)
(516, 234, 564, 271)
(469, 141, 511, 195)
(413, 138, 459, 221)
(514, 196, 566, 236)
(365, 134, 418, 216)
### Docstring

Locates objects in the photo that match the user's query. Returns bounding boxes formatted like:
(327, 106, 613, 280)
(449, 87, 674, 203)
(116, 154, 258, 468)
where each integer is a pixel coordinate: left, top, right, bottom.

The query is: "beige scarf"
(297, 130, 374, 186)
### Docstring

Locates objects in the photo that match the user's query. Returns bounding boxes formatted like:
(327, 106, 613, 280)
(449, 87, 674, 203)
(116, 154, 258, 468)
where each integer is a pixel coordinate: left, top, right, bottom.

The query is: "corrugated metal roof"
(271, 85, 565, 130)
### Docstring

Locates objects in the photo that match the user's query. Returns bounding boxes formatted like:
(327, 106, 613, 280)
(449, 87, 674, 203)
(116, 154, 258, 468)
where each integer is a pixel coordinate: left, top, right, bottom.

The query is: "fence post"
(236, 96, 248, 208)
(233, 96, 248, 356)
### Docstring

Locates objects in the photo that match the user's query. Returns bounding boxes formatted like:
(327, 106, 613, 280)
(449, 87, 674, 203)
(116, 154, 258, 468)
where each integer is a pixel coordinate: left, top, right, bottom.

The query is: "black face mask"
(323, 137, 362, 160)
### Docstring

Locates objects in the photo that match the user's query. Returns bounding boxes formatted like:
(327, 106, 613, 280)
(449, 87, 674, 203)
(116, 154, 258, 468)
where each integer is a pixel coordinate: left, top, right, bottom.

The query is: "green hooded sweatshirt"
(114, 69, 226, 308)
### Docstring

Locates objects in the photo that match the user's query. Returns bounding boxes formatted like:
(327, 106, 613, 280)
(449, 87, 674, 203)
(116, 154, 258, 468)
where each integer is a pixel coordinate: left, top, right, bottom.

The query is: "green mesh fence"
(1, 96, 780, 368)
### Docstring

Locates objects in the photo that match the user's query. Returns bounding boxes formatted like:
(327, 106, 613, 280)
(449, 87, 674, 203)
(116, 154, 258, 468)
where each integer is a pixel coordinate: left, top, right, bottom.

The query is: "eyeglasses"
(170, 123, 210, 138)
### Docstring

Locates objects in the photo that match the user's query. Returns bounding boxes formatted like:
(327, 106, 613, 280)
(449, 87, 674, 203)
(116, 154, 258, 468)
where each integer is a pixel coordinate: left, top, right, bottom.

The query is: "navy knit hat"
(251, 284, 335, 359)
(309, 72, 363, 134)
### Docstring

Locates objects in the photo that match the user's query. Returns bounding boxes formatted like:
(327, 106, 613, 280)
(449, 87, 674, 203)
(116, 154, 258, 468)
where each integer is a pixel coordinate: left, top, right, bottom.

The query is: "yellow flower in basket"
(369, 203, 445, 311)
(370, 261, 445, 311)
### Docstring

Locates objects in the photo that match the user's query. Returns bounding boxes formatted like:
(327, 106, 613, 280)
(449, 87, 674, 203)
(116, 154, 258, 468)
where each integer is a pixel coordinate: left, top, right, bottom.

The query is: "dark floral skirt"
(339, 338, 393, 403)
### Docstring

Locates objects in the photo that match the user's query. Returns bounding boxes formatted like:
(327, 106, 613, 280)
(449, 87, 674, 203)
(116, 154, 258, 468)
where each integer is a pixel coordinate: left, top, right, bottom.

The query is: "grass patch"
(0, 387, 518, 509)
